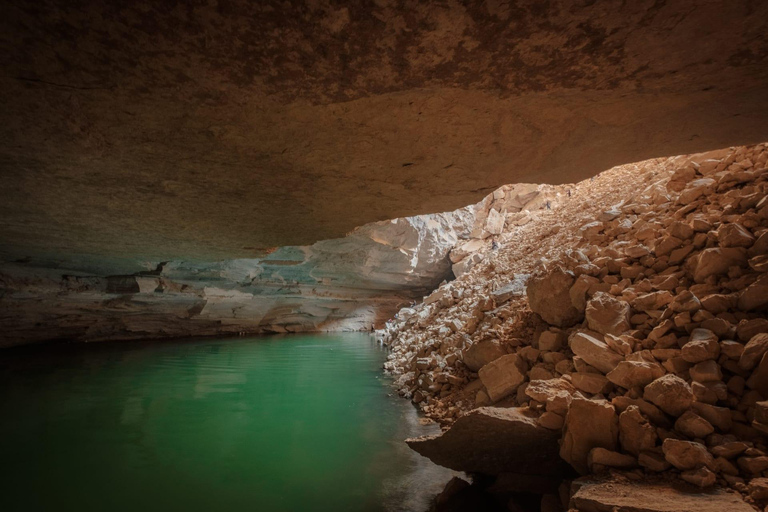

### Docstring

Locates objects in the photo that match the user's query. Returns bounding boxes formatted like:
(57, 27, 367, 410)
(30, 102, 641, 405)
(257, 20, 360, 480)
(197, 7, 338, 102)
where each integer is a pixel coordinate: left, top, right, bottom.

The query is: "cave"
(1, 1, 768, 511)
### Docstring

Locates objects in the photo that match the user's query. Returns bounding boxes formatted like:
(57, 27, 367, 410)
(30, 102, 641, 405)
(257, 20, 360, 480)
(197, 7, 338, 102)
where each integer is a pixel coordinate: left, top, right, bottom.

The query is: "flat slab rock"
(570, 477, 752, 512)
(406, 406, 569, 476)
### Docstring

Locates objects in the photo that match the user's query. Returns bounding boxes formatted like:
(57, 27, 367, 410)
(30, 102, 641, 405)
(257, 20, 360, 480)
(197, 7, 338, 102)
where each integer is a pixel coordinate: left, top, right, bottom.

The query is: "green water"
(0, 333, 455, 512)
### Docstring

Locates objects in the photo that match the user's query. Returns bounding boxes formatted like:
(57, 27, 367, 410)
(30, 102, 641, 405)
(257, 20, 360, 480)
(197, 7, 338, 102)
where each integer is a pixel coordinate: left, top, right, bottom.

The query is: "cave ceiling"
(1, 0, 767, 264)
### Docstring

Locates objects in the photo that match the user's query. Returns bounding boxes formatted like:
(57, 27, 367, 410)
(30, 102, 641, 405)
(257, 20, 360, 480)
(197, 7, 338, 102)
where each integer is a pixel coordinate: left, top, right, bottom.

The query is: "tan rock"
(681, 328, 720, 363)
(463, 339, 506, 372)
(738, 274, 768, 311)
(585, 292, 631, 336)
(643, 374, 694, 417)
(739, 333, 768, 370)
(632, 291, 673, 312)
(525, 378, 575, 416)
(570, 372, 611, 395)
(689, 360, 723, 383)
(527, 267, 582, 327)
(570, 476, 753, 512)
(538, 330, 565, 352)
(607, 360, 665, 389)
(693, 247, 747, 283)
(747, 477, 768, 500)
(560, 398, 618, 475)
(619, 405, 658, 455)
(717, 223, 755, 248)
(680, 467, 716, 488)
(674, 410, 715, 438)
(638, 451, 671, 472)
(662, 438, 714, 470)
(569, 331, 624, 374)
(587, 447, 637, 470)
(691, 402, 732, 432)
(478, 354, 527, 402)
(537, 411, 564, 431)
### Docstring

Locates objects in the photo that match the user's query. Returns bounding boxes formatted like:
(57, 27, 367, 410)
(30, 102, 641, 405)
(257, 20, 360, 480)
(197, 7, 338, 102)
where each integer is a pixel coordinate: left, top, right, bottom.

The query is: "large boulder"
(585, 292, 631, 336)
(463, 339, 506, 372)
(643, 374, 694, 417)
(560, 397, 618, 475)
(527, 267, 583, 327)
(406, 407, 569, 477)
(478, 353, 527, 402)
(569, 331, 624, 374)
(693, 247, 747, 283)
(570, 476, 753, 512)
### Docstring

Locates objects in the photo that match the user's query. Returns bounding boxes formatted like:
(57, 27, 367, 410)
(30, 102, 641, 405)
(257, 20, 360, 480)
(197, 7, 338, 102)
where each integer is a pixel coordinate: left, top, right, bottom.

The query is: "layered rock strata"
(380, 143, 768, 510)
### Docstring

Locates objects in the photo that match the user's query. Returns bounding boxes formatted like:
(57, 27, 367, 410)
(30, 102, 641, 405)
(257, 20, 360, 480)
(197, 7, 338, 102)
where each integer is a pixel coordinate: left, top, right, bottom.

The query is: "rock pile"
(379, 143, 768, 510)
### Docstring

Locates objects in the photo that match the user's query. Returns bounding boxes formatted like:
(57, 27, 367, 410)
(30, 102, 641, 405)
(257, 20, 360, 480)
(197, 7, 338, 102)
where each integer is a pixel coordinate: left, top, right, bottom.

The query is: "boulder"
(662, 439, 714, 470)
(570, 476, 753, 512)
(570, 331, 624, 374)
(570, 372, 611, 395)
(693, 247, 747, 283)
(738, 274, 768, 311)
(717, 223, 755, 248)
(585, 292, 631, 336)
(619, 405, 658, 455)
(675, 410, 715, 438)
(538, 330, 566, 352)
(560, 397, 618, 475)
(607, 360, 665, 389)
(527, 267, 583, 327)
(525, 378, 575, 415)
(478, 353, 527, 402)
(681, 467, 717, 488)
(406, 407, 569, 476)
(587, 447, 637, 470)
(681, 328, 720, 363)
(643, 374, 694, 417)
(463, 339, 506, 372)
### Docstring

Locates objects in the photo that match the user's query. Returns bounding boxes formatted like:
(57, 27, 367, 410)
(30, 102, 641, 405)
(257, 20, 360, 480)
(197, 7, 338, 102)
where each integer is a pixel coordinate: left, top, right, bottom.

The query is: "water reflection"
(0, 334, 457, 512)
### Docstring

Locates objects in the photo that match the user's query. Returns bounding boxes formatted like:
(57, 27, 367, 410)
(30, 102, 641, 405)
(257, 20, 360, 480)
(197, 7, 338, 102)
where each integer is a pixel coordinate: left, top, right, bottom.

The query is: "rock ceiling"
(1, 0, 767, 263)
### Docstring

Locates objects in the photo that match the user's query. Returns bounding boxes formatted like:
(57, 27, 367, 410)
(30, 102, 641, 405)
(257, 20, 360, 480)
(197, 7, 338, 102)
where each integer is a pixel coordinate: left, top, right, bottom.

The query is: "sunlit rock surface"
(0, 207, 475, 347)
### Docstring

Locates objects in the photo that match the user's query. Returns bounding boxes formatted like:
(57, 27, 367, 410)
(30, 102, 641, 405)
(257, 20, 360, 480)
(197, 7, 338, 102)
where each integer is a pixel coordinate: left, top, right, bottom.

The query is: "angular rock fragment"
(478, 353, 527, 402)
(560, 398, 618, 475)
(569, 331, 624, 374)
(585, 292, 631, 336)
(643, 374, 694, 417)
(527, 267, 583, 327)
(463, 339, 506, 372)
(406, 407, 569, 476)
(662, 438, 714, 470)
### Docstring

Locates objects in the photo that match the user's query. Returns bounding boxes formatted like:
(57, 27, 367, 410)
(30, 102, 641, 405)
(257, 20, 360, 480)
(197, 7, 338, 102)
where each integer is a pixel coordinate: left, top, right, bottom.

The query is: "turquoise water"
(0, 333, 454, 512)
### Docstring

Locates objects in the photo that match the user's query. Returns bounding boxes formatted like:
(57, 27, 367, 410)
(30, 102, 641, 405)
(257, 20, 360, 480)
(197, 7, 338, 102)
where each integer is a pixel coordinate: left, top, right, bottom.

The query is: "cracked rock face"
(1, 0, 768, 263)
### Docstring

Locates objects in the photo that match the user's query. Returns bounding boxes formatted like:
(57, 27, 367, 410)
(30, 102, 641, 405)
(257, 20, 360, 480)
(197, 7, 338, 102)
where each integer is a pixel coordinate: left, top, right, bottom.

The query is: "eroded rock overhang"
(1, 0, 768, 263)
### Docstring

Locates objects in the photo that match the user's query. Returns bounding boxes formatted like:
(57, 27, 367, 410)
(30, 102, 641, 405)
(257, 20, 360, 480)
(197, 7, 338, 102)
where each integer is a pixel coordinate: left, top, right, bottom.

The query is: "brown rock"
(739, 333, 768, 370)
(689, 360, 723, 383)
(674, 410, 715, 438)
(738, 274, 768, 311)
(478, 353, 527, 402)
(662, 438, 714, 470)
(538, 330, 565, 352)
(693, 247, 747, 283)
(585, 292, 631, 336)
(527, 267, 582, 327)
(644, 374, 694, 417)
(406, 407, 569, 476)
(571, 372, 611, 395)
(569, 331, 624, 374)
(717, 223, 755, 248)
(587, 447, 637, 470)
(619, 405, 658, 455)
(681, 328, 720, 363)
(747, 477, 768, 500)
(463, 339, 506, 372)
(570, 476, 753, 512)
(607, 360, 665, 389)
(680, 467, 717, 488)
(560, 398, 618, 475)
(525, 378, 575, 416)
